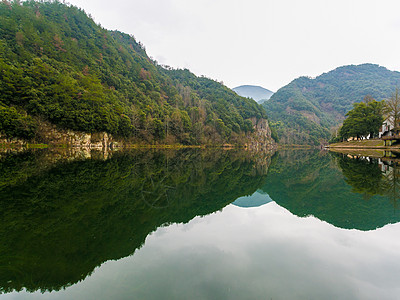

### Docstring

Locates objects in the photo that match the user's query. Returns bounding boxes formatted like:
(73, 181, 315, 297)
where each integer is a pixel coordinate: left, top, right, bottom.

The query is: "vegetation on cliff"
(0, 0, 269, 145)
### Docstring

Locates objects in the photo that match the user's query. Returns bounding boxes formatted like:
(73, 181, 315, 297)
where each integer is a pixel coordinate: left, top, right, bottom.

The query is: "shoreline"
(328, 139, 400, 150)
(327, 139, 400, 158)
(0, 143, 274, 151)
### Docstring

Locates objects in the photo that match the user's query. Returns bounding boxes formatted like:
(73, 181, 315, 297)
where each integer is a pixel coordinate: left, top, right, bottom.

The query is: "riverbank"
(327, 139, 400, 158)
(1, 120, 276, 151)
(0, 142, 276, 151)
(328, 147, 390, 158)
(328, 139, 400, 149)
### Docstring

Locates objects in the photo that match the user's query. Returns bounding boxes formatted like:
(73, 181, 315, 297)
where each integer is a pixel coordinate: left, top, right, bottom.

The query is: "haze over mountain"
(233, 85, 274, 103)
(263, 64, 400, 145)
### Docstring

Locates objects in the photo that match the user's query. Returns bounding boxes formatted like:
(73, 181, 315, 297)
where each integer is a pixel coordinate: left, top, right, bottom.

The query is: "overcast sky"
(66, 0, 400, 91)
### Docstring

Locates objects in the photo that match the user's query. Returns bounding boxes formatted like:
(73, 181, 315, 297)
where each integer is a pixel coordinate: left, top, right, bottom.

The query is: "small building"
(379, 117, 400, 146)
(379, 119, 393, 138)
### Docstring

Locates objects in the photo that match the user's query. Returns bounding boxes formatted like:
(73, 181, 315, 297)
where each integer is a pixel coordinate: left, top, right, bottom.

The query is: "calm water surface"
(1, 148, 400, 300)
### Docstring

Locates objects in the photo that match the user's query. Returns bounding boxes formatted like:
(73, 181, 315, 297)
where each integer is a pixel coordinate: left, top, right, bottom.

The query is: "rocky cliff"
(244, 118, 276, 151)
(1, 122, 120, 149)
(1, 119, 276, 150)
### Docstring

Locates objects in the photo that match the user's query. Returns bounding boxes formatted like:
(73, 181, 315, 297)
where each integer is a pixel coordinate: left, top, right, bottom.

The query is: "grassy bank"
(328, 148, 388, 158)
(328, 139, 400, 158)
(329, 139, 389, 148)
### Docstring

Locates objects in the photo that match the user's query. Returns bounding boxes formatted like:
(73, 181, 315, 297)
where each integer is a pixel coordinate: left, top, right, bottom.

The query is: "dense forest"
(0, 0, 269, 145)
(263, 64, 400, 145)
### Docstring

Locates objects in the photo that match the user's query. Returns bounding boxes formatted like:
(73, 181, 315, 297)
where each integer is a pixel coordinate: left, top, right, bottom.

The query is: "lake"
(1, 148, 400, 300)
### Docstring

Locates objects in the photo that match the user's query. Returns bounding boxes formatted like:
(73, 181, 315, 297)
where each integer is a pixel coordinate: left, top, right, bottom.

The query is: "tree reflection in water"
(0, 148, 273, 294)
(337, 152, 400, 208)
(262, 150, 400, 232)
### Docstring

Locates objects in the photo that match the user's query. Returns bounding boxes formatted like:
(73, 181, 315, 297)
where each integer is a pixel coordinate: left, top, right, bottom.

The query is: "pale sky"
(66, 0, 400, 91)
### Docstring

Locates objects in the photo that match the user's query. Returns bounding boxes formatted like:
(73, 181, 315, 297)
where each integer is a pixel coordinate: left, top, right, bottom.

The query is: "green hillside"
(0, 1, 269, 145)
(263, 64, 400, 145)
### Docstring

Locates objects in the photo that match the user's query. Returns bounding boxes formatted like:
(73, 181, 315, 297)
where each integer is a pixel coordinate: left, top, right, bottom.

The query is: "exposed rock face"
(246, 118, 276, 151)
(34, 123, 116, 148)
(0, 122, 121, 149)
(1, 119, 276, 150)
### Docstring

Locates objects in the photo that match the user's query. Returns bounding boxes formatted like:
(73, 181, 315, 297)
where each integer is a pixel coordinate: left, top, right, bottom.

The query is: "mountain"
(0, 1, 272, 146)
(233, 85, 274, 103)
(263, 64, 400, 145)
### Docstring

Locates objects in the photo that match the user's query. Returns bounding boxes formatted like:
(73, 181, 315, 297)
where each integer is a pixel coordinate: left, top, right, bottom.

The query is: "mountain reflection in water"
(1, 148, 400, 296)
(0, 148, 272, 293)
(262, 150, 400, 231)
(232, 190, 272, 208)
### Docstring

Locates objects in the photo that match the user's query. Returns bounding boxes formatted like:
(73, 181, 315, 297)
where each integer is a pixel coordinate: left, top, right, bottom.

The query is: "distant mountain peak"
(233, 85, 274, 103)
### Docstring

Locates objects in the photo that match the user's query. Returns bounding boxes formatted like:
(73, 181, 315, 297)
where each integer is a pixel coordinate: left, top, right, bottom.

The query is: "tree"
(339, 99, 384, 140)
(383, 88, 400, 134)
(366, 100, 385, 137)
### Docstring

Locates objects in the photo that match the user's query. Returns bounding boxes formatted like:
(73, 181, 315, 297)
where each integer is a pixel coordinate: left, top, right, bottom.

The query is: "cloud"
(67, 0, 400, 91)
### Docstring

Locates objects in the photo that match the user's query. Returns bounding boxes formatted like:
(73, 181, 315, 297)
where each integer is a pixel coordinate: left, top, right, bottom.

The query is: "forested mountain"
(0, 1, 270, 145)
(263, 64, 400, 145)
(233, 85, 274, 103)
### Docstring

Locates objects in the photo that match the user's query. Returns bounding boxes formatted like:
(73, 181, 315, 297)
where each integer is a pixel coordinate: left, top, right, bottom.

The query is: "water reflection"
(232, 190, 272, 208)
(7, 203, 400, 300)
(262, 150, 400, 231)
(3, 147, 400, 297)
(0, 148, 273, 294)
(336, 153, 400, 208)
(337, 154, 384, 198)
